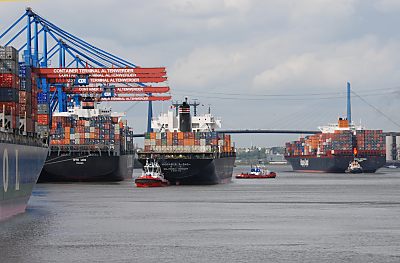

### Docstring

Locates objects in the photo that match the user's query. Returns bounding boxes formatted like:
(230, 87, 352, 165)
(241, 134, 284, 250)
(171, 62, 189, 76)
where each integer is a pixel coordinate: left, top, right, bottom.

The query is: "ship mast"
(347, 81, 351, 124)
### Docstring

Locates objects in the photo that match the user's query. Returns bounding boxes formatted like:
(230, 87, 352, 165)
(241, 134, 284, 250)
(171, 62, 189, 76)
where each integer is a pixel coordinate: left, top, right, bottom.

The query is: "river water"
(1, 166, 400, 262)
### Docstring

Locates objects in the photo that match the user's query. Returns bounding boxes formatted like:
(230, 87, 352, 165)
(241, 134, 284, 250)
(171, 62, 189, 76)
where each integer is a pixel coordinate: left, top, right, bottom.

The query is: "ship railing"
(138, 149, 236, 158)
(138, 152, 221, 159)
(49, 144, 119, 156)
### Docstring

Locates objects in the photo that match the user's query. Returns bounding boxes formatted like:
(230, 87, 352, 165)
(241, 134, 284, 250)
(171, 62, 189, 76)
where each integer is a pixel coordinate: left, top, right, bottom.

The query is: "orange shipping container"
(184, 139, 195, 146)
(37, 114, 49, 125)
(167, 132, 173, 140)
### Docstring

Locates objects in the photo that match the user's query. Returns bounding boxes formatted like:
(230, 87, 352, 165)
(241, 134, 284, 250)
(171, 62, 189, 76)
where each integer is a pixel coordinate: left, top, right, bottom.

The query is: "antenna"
(172, 100, 181, 116)
(189, 99, 200, 116)
(173, 98, 201, 116)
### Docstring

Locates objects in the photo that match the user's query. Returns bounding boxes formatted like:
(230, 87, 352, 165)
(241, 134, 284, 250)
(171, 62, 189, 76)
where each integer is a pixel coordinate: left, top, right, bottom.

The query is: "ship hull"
(0, 142, 48, 221)
(39, 153, 134, 182)
(285, 155, 386, 173)
(138, 156, 236, 185)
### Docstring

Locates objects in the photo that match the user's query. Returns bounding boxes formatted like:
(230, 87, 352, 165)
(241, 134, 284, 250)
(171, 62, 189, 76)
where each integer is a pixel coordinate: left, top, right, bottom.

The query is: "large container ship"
(285, 118, 386, 173)
(38, 101, 135, 182)
(0, 46, 48, 221)
(137, 100, 236, 185)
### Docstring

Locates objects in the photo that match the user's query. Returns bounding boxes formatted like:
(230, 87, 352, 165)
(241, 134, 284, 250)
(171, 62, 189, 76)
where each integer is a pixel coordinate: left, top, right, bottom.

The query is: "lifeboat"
(135, 159, 169, 187)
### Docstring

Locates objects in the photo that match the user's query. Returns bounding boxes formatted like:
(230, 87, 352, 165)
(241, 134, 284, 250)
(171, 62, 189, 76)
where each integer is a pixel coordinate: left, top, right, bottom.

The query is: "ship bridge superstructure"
(318, 118, 364, 134)
(151, 105, 221, 132)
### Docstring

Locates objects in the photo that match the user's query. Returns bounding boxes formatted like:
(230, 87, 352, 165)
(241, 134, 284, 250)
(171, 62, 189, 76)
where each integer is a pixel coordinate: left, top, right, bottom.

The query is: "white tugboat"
(346, 160, 363, 174)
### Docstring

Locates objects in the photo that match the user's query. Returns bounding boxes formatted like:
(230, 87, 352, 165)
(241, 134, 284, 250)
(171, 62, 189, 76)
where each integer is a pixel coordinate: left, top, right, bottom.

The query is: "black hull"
(286, 155, 386, 173)
(138, 156, 236, 185)
(39, 153, 134, 182)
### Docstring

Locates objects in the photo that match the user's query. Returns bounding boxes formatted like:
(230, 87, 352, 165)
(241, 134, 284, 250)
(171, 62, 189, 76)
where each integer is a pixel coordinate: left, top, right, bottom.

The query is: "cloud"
(253, 35, 400, 93)
(1, 0, 400, 146)
(170, 46, 248, 89)
(374, 0, 400, 12)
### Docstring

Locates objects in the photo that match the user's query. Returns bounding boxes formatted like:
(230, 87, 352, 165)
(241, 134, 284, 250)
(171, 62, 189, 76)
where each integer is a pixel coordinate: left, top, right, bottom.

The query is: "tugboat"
(346, 160, 363, 174)
(135, 159, 169, 187)
(236, 165, 277, 179)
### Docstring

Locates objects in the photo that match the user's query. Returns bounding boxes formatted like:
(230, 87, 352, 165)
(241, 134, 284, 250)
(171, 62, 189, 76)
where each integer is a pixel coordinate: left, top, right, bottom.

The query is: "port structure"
(0, 8, 169, 132)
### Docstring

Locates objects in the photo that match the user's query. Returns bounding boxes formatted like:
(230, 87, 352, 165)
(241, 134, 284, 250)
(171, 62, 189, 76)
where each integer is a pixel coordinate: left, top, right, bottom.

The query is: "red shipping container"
(0, 73, 19, 88)
(37, 114, 49, 125)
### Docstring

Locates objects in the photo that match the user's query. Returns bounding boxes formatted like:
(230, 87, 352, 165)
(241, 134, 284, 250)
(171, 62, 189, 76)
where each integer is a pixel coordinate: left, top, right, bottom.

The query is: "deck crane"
(0, 7, 170, 133)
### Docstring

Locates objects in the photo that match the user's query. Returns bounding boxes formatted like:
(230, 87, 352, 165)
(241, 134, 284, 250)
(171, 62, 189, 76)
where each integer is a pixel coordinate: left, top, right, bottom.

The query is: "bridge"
(132, 129, 400, 137)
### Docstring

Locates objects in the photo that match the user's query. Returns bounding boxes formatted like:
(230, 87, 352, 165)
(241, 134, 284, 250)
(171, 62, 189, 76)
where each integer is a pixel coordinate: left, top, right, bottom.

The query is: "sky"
(1, 0, 400, 147)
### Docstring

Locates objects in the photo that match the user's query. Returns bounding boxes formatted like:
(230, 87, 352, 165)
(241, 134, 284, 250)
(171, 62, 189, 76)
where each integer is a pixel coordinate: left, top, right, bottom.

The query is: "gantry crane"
(0, 7, 170, 132)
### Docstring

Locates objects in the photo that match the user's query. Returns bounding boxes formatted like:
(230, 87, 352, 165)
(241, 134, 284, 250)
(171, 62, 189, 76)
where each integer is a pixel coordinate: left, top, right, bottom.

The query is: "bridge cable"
(351, 90, 400, 129)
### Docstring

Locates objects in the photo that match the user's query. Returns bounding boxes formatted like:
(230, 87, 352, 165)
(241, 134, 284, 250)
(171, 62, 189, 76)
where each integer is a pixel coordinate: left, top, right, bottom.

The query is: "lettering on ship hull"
(300, 159, 309, 167)
(162, 162, 191, 173)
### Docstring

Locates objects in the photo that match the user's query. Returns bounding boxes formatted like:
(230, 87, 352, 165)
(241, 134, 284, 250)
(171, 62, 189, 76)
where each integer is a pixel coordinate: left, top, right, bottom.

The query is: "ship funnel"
(347, 81, 351, 124)
(179, 98, 192, 132)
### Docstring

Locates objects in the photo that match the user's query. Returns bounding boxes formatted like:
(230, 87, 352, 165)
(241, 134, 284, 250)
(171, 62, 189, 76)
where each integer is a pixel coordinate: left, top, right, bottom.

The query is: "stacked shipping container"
(143, 131, 233, 153)
(0, 46, 42, 133)
(50, 115, 134, 152)
(286, 129, 385, 157)
(356, 130, 385, 155)
(0, 46, 20, 129)
(18, 62, 37, 132)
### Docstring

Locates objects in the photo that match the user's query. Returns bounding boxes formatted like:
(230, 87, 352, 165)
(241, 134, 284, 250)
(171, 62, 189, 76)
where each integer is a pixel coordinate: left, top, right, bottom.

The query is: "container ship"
(285, 118, 386, 173)
(38, 100, 135, 182)
(0, 46, 48, 221)
(137, 100, 236, 185)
